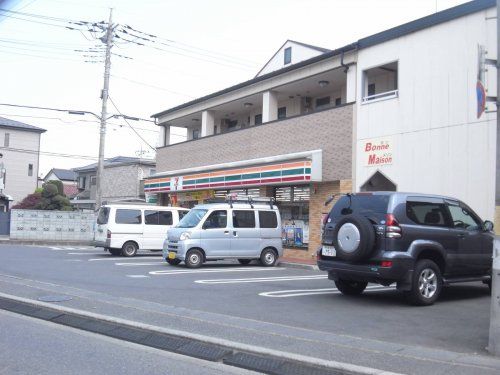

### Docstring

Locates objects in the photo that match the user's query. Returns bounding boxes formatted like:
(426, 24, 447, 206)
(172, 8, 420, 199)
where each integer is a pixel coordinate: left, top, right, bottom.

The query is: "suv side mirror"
(483, 220, 494, 232)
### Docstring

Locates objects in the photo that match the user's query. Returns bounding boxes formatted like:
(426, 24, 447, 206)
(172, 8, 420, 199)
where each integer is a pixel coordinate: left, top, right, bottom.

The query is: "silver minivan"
(163, 197, 282, 268)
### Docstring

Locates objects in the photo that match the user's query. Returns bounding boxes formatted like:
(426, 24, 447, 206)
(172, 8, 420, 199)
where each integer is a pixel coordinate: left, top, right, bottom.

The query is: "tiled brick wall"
(10, 209, 95, 241)
(157, 105, 353, 181)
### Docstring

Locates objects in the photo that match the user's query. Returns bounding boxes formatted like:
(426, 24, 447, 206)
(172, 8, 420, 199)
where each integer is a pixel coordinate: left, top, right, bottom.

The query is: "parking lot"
(0, 244, 492, 358)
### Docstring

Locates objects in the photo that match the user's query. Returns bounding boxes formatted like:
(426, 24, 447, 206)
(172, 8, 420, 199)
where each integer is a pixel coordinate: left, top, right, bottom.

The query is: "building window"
(193, 129, 200, 139)
(28, 164, 33, 177)
(4, 133, 9, 147)
(315, 96, 331, 109)
(90, 176, 97, 186)
(277, 107, 287, 119)
(149, 169, 156, 176)
(226, 119, 238, 130)
(254, 114, 262, 125)
(78, 176, 86, 189)
(284, 47, 292, 65)
(362, 61, 398, 103)
(274, 186, 310, 249)
(335, 97, 341, 106)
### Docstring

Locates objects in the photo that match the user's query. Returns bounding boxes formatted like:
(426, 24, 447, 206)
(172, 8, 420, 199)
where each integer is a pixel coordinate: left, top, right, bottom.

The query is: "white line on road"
(88, 256, 161, 261)
(149, 267, 286, 276)
(67, 252, 103, 255)
(116, 262, 164, 266)
(195, 274, 326, 284)
(64, 259, 83, 262)
(259, 285, 395, 298)
(126, 275, 150, 278)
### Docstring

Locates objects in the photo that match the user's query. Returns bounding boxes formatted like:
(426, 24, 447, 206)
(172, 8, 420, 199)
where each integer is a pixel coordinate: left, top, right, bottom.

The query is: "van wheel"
(109, 248, 121, 256)
(185, 249, 203, 268)
(238, 259, 252, 265)
(335, 279, 368, 295)
(121, 242, 138, 257)
(260, 248, 277, 267)
(404, 259, 442, 306)
(167, 258, 181, 266)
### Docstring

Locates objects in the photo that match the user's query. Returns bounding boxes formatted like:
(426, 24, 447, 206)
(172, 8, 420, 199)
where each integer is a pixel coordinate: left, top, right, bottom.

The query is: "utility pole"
(96, 8, 114, 210)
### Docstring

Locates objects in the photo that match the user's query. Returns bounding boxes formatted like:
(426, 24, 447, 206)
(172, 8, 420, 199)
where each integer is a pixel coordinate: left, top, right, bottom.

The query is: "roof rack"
(225, 194, 275, 209)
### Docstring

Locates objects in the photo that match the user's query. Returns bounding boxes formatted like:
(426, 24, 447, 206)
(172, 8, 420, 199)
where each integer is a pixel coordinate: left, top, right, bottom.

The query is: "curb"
(0, 240, 93, 247)
(278, 261, 319, 271)
(0, 292, 399, 375)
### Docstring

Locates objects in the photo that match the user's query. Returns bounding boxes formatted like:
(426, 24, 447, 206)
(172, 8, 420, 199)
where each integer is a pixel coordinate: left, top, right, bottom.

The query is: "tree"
(13, 181, 73, 211)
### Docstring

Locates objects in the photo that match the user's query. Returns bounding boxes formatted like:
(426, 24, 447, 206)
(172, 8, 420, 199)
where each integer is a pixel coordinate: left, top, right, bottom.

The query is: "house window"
(254, 114, 262, 125)
(362, 61, 398, 103)
(28, 164, 33, 177)
(284, 47, 292, 65)
(193, 129, 200, 139)
(315, 96, 331, 108)
(278, 107, 287, 119)
(226, 120, 238, 129)
(335, 97, 342, 106)
(4, 133, 9, 147)
(78, 176, 86, 189)
(90, 176, 97, 186)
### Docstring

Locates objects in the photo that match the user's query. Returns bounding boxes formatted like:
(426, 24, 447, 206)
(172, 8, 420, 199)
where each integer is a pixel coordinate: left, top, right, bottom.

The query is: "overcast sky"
(0, 0, 468, 177)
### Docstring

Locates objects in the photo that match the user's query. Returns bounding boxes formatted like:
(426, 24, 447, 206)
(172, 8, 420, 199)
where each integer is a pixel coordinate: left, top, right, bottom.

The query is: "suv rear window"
(330, 195, 390, 218)
(97, 207, 110, 224)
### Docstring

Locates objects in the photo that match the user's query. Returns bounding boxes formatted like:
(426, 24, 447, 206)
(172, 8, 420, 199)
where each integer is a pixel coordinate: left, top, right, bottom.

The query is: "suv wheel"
(121, 242, 138, 257)
(185, 249, 203, 268)
(260, 248, 277, 267)
(335, 279, 368, 295)
(405, 259, 442, 306)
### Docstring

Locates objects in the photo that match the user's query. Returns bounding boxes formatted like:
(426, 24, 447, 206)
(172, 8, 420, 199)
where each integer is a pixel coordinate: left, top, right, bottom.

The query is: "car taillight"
(385, 214, 401, 239)
(380, 261, 393, 267)
(107, 230, 111, 239)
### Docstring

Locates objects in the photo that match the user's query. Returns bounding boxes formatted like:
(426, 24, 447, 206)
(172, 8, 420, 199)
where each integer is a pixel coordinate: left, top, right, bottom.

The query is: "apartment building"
(0, 117, 45, 210)
(147, 0, 498, 260)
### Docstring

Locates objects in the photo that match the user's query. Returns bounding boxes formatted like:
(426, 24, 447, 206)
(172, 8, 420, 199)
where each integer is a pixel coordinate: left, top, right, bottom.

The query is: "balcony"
(156, 103, 354, 182)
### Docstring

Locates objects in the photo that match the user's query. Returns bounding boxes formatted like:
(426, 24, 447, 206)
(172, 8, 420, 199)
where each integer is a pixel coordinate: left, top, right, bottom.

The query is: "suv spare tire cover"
(332, 215, 376, 262)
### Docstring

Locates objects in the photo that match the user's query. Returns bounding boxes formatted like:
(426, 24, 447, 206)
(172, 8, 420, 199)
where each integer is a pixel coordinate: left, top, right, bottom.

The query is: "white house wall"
(355, 7, 497, 220)
(257, 41, 326, 77)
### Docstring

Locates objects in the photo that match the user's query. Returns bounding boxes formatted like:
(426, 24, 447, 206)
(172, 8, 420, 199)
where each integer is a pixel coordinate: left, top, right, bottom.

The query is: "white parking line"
(126, 275, 150, 278)
(149, 267, 286, 276)
(115, 262, 163, 266)
(48, 246, 95, 251)
(67, 252, 103, 255)
(194, 274, 327, 284)
(88, 256, 161, 261)
(259, 285, 395, 298)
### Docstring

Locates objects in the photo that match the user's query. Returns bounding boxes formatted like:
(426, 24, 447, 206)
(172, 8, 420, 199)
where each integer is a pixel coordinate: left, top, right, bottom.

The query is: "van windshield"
(176, 209, 208, 228)
(97, 207, 110, 225)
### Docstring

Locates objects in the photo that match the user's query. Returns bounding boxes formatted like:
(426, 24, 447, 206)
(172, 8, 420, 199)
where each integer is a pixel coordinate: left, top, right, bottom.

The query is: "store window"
(214, 188, 260, 199)
(274, 186, 310, 249)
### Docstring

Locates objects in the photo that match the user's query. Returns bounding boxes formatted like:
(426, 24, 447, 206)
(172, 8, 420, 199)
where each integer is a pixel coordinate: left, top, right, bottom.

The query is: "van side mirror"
(483, 220, 494, 232)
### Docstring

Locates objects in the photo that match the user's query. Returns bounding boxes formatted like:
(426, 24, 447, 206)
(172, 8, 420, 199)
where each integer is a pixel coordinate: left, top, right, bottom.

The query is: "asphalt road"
(0, 309, 257, 375)
(0, 244, 491, 356)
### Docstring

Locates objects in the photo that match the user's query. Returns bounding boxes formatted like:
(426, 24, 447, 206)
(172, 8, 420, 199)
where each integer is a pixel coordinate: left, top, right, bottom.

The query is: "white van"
(94, 204, 189, 256)
(163, 196, 283, 268)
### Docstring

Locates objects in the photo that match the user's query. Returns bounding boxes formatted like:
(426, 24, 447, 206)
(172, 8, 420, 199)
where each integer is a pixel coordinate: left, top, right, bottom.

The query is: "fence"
(10, 209, 96, 241)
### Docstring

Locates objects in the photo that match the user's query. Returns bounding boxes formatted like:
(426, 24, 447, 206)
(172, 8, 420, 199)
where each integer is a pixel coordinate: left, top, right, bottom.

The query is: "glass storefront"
(275, 185, 310, 249)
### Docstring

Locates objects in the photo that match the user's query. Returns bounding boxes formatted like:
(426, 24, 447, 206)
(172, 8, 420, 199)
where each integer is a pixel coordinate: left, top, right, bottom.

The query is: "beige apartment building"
(0, 117, 45, 210)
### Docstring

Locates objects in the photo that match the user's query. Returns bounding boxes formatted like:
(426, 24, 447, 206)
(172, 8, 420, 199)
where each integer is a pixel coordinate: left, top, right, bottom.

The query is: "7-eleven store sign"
(145, 160, 313, 193)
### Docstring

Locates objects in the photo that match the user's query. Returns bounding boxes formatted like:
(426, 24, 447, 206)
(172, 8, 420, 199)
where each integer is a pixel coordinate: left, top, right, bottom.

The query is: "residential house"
(43, 168, 78, 198)
(72, 156, 156, 210)
(146, 0, 498, 262)
(0, 116, 45, 210)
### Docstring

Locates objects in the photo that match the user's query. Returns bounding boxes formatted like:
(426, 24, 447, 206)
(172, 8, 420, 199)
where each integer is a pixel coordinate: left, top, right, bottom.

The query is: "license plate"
(322, 245, 336, 257)
(168, 252, 176, 260)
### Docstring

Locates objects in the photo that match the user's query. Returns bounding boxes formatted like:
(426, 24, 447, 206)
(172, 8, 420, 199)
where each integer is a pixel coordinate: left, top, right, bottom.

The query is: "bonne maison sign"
(363, 137, 393, 166)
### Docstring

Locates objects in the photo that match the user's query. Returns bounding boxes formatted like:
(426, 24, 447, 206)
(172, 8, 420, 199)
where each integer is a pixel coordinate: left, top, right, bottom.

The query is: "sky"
(0, 0, 469, 177)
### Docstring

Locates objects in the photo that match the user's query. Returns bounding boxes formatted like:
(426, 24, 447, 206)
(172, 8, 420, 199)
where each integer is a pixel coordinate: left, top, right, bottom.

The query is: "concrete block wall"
(10, 209, 96, 241)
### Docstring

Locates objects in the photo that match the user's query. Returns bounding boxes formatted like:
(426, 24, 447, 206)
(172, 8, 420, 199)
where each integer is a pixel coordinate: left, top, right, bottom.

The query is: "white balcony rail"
(362, 89, 399, 104)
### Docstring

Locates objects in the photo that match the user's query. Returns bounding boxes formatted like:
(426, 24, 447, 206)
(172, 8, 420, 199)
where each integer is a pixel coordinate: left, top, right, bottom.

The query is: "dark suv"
(317, 192, 494, 305)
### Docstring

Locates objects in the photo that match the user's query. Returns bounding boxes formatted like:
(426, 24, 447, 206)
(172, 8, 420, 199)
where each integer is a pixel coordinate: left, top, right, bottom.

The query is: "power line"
(0, 146, 97, 160)
(109, 96, 156, 151)
(0, 49, 83, 62)
(111, 75, 195, 98)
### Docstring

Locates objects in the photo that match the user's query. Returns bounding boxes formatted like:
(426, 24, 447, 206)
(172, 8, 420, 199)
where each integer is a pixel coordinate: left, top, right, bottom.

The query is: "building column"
(346, 65, 357, 103)
(262, 91, 278, 123)
(159, 125, 170, 146)
(201, 110, 215, 137)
